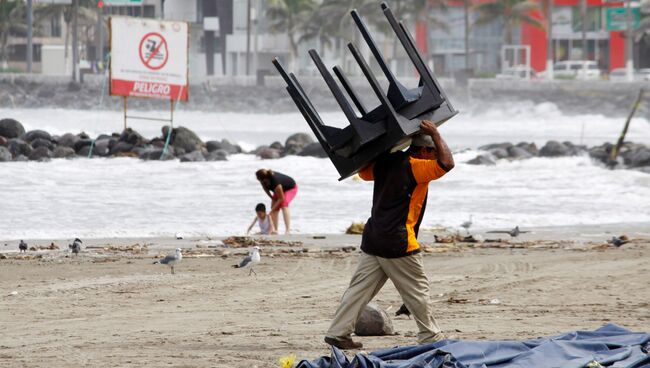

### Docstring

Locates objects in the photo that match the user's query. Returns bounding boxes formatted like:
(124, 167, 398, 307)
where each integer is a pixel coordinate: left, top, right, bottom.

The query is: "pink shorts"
(273, 185, 298, 208)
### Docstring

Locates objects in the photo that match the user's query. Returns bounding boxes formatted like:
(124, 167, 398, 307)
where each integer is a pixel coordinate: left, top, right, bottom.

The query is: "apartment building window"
(572, 6, 602, 32)
(50, 13, 62, 37)
(106, 5, 155, 18)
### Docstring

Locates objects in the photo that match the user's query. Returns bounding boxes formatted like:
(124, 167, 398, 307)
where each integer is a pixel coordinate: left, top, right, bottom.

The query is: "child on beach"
(246, 203, 277, 235)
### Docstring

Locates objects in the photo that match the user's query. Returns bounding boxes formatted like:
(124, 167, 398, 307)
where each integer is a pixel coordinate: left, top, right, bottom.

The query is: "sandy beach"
(1, 230, 649, 367)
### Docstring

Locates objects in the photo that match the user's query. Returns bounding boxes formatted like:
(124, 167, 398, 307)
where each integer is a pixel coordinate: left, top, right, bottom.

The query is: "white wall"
(41, 45, 70, 76)
(164, 0, 198, 22)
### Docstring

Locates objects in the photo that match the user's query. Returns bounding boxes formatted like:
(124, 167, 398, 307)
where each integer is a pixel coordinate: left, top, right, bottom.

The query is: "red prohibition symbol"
(139, 32, 169, 70)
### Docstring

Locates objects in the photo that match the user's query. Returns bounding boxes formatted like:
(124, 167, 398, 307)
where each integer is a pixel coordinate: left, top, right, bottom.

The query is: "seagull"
(487, 226, 529, 238)
(460, 215, 473, 234)
(19, 240, 27, 253)
(607, 235, 629, 247)
(153, 248, 182, 274)
(232, 246, 261, 276)
(395, 303, 411, 319)
(68, 238, 82, 256)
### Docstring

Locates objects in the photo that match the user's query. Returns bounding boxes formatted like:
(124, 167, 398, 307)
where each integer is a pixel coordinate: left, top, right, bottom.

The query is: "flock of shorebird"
(152, 246, 261, 275)
(458, 215, 528, 238)
(13, 238, 262, 276)
(11, 220, 630, 277)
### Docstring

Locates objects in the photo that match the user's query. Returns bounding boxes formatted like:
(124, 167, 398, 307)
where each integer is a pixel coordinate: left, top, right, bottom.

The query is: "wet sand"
(1, 231, 649, 367)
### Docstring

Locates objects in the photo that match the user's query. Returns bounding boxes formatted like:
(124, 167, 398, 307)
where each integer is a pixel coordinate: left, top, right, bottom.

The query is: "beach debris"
(447, 296, 470, 304)
(278, 353, 297, 368)
(68, 238, 82, 255)
(223, 236, 302, 248)
(153, 248, 182, 274)
(487, 226, 529, 238)
(232, 246, 261, 276)
(0, 254, 7, 260)
(48, 242, 59, 250)
(460, 215, 473, 234)
(587, 361, 605, 368)
(175, 233, 184, 240)
(19, 240, 27, 253)
(345, 222, 365, 235)
(607, 235, 629, 247)
(489, 298, 501, 305)
(355, 303, 394, 336)
(395, 303, 411, 319)
(8, 291, 18, 296)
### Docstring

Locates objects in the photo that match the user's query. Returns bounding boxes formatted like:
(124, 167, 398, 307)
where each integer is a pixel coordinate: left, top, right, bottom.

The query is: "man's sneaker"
(324, 336, 363, 350)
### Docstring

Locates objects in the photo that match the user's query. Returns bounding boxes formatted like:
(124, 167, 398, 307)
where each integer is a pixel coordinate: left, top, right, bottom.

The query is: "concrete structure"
(521, 0, 647, 72)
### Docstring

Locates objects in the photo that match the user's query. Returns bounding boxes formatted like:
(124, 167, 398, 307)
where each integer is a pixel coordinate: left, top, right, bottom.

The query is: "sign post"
(606, 7, 641, 31)
(109, 16, 189, 130)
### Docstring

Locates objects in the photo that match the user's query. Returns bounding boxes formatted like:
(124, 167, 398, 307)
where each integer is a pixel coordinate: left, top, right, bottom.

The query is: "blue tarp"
(297, 324, 650, 368)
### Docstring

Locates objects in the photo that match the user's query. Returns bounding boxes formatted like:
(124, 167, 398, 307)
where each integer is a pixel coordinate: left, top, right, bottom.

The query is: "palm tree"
(397, 0, 449, 67)
(0, 0, 26, 69)
(473, 0, 544, 45)
(34, 1, 99, 68)
(267, 0, 317, 71)
(307, 0, 380, 72)
(637, 0, 650, 46)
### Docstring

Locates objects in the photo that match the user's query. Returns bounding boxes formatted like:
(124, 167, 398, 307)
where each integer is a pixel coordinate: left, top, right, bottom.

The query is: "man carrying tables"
(325, 120, 455, 350)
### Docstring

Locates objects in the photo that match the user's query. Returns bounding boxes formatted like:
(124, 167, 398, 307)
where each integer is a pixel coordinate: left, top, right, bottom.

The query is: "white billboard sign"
(110, 16, 189, 101)
(105, 0, 143, 4)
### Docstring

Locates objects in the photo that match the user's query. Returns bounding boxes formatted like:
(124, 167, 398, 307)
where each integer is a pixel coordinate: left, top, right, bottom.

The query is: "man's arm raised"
(421, 120, 455, 171)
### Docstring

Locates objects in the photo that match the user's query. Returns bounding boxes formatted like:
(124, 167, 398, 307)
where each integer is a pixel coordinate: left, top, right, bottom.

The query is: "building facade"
(520, 0, 644, 72)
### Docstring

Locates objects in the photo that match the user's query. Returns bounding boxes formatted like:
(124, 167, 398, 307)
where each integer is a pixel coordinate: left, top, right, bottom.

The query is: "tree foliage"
(473, 0, 543, 45)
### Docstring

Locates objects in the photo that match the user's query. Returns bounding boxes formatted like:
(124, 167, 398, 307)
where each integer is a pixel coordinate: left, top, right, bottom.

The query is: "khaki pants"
(326, 252, 444, 344)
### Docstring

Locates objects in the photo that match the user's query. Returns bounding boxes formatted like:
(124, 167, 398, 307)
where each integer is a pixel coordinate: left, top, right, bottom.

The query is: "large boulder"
(516, 142, 538, 156)
(0, 118, 25, 138)
(489, 147, 509, 160)
(180, 150, 206, 162)
(588, 144, 611, 164)
(93, 139, 112, 156)
(206, 149, 228, 161)
(539, 141, 570, 157)
(354, 303, 394, 336)
(205, 140, 221, 152)
(57, 133, 80, 148)
(298, 142, 328, 158)
(31, 138, 53, 150)
(28, 146, 52, 161)
(259, 147, 281, 160)
(73, 139, 93, 153)
(562, 141, 586, 156)
(269, 141, 284, 151)
(110, 141, 134, 155)
(139, 148, 175, 161)
(467, 154, 496, 166)
(507, 146, 533, 160)
(205, 139, 241, 154)
(479, 142, 513, 151)
(21, 130, 51, 143)
(8, 139, 32, 158)
(0, 146, 11, 161)
(629, 148, 650, 168)
(284, 133, 314, 155)
(252, 145, 269, 156)
(119, 128, 146, 146)
(52, 146, 76, 159)
(169, 126, 203, 153)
